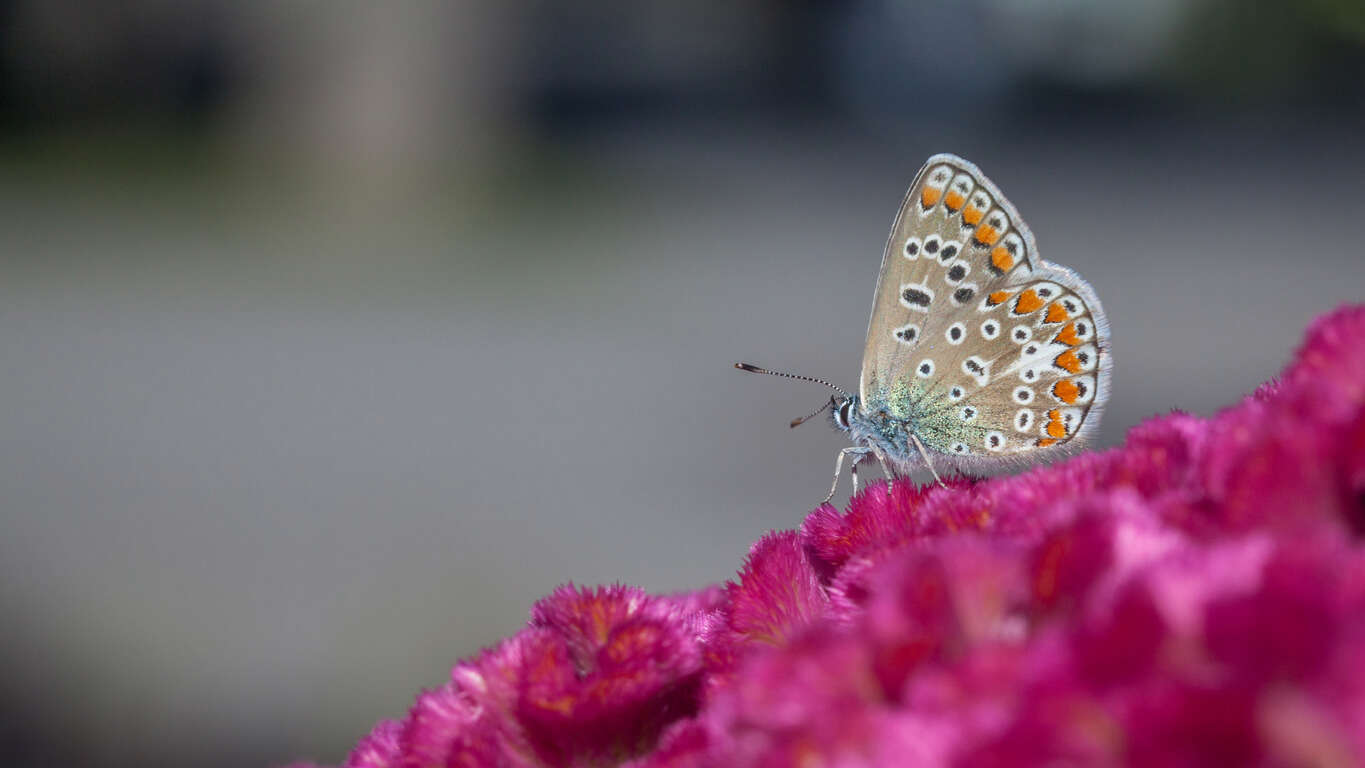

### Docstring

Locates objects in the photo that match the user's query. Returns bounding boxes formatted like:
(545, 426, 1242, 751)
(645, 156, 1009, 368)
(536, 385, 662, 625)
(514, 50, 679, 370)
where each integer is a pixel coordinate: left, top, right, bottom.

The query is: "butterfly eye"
(948, 386, 965, 401)
(959, 406, 977, 423)
(1013, 386, 1034, 404)
(1011, 326, 1032, 344)
(951, 442, 970, 455)
(945, 323, 965, 345)
(924, 236, 941, 255)
(894, 323, 920, 345)
(984, 431, 1006, 451)
(1015, 409, 1035, 432)
(951, 284, 978, 306)
(980, 320, 1000, 340)
(837, 400, 856, 427)
(945, 261, 969, 284)
(916, 359, 936, 378)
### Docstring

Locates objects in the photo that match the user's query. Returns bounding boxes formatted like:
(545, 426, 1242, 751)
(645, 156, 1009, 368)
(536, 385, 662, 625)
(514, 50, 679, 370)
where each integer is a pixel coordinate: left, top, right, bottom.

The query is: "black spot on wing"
(902, 288, 932, 307)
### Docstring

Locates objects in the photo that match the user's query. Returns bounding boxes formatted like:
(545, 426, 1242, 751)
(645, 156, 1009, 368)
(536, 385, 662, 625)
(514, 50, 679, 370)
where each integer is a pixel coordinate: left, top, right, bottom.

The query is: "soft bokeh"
(1, 2, 1363, 766)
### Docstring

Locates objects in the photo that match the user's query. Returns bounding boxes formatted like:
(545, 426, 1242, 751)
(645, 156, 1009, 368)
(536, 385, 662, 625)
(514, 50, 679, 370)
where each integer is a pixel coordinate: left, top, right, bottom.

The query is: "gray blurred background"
(1, 1, 1363, 766)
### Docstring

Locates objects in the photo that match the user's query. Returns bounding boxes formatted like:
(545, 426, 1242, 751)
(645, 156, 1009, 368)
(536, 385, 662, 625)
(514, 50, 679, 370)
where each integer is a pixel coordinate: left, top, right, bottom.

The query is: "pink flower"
(291, 305, 1365, 768)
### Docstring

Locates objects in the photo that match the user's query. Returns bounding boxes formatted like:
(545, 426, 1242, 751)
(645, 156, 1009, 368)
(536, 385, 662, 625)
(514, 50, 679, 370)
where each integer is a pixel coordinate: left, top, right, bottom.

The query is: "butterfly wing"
(859, 154, 1111, 471)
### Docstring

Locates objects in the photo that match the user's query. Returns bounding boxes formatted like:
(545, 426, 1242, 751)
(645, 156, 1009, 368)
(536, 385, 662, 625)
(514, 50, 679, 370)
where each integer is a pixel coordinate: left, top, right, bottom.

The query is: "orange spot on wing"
(921, 187, 942, 209)
(1053, 323, 1082, 347)
(1044, 302, 1070, 324)
(1045, 409, 1067, 438)
(1052, 379, 1080, 404)
(1054, 349, 1082, 374)
(962, 206, 984, 226)
(1013, 289, 1044, 314)
(1036, 438, 1059, 447)
(987, 290, 1012, 306)
(990, 245, 1015, 273)
(974, 224, 1001, 246)
(944, 190, 965, 211)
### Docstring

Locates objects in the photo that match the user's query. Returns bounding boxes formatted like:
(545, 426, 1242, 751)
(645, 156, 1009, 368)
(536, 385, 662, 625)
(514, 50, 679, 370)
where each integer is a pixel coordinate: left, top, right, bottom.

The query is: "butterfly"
(738, 154, 1112, 500)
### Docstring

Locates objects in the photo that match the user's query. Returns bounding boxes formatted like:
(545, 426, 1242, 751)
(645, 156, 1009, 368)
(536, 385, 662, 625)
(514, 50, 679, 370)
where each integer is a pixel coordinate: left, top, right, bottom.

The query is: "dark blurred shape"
(0, 0, 240, 132)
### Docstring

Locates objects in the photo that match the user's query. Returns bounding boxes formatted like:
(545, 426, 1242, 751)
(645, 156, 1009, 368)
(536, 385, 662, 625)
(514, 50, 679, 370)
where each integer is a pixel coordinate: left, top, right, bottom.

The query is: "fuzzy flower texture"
(294, 305, 1365, 768)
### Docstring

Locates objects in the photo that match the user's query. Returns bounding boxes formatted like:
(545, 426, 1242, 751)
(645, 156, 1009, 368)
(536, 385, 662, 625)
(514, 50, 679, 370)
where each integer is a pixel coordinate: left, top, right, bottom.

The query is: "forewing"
(859, 154, 1111, 462)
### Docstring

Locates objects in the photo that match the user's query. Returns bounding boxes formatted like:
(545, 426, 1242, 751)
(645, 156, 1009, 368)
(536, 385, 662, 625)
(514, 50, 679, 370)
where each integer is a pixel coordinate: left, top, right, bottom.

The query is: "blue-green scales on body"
(832, 376, 984, 475)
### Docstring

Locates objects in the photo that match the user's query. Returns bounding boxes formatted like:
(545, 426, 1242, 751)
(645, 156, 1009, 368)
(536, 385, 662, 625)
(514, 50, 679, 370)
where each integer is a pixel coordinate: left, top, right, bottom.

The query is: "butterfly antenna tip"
(789, 397, 836, 429)
(733, 362, 849, 398)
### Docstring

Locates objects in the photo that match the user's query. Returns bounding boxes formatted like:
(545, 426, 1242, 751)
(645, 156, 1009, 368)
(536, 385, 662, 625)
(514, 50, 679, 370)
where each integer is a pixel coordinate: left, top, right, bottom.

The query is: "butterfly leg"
(872, 451, 894, 496)
(825, 446, 871, 504)
(909, 433, 947, 488)
(850, 451, 876, 494)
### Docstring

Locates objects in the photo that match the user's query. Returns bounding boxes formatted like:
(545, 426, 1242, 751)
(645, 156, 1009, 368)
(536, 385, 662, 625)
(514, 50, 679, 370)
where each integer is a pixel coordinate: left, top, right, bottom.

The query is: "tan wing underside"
(859, 155, 1108, 458)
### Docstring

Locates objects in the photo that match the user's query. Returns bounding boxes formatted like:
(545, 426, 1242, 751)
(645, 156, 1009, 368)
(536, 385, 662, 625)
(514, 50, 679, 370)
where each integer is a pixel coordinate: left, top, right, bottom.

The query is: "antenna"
(734, 362, 849, 398)
(788, 397, 836, 429)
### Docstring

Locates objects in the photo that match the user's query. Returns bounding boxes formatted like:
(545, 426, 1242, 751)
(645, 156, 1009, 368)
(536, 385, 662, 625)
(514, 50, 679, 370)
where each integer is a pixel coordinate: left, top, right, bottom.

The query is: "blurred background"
(1, 1, 1363, 765)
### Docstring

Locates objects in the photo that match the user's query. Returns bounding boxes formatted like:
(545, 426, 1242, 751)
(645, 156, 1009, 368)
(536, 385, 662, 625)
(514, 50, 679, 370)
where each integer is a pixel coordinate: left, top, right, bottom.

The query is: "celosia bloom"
(292, 305, 1365, 768)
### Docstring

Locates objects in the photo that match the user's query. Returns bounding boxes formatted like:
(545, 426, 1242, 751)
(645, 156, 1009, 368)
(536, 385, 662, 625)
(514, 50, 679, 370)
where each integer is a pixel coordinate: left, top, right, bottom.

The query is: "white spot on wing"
(1057, 294, 1086, 318)
(903, 237, 922, 261)
(899, 282, 934, 313)
(962, 356, 990, 387)
(1032, 282, 1062, 301)
(948, 173, 974, 202)
(893, 323, 920, 346)
(951, 282, 979, 307)
(937, 240, 963, 265)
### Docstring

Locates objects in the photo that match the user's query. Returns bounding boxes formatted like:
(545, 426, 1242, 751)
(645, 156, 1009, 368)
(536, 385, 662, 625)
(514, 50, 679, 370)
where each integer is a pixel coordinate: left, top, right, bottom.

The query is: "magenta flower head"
(291, 305, 1365, 768)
